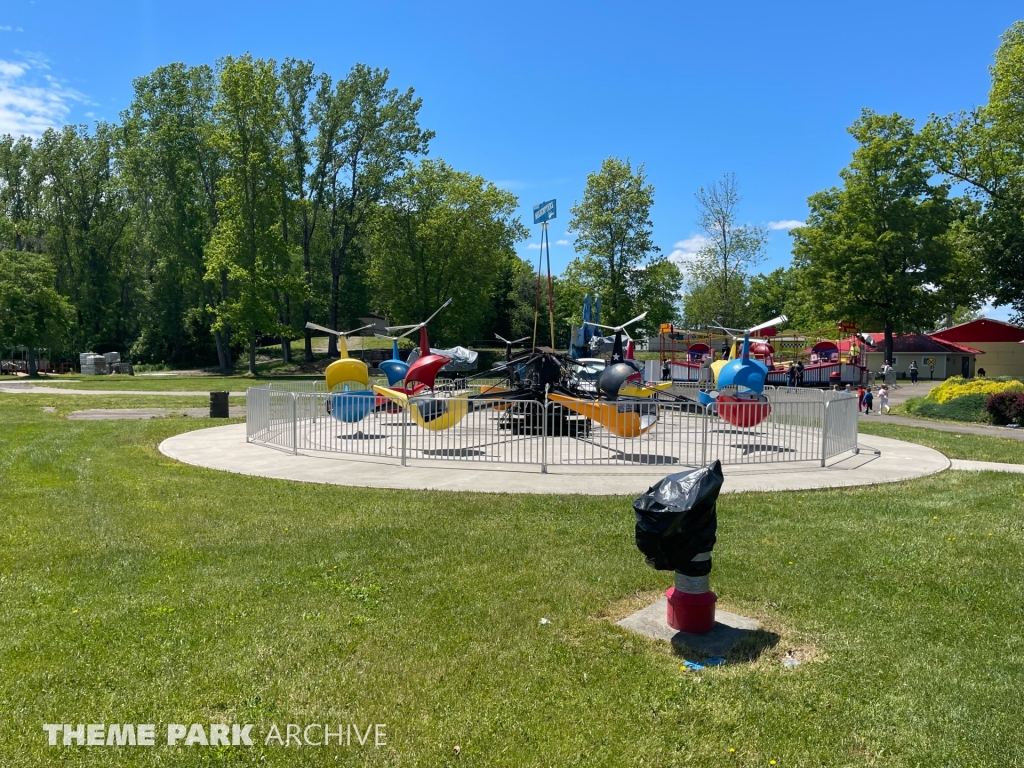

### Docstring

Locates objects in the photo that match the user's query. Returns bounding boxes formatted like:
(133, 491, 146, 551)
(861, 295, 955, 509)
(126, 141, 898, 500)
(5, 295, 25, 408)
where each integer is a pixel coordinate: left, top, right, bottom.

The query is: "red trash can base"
(666, 587, 717, 634)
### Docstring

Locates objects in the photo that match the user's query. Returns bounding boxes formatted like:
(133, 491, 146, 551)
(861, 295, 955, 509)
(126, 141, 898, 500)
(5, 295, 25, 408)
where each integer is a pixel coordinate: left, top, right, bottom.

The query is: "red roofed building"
(859, 332, 983, 380)
(930, 318, 1024, 378)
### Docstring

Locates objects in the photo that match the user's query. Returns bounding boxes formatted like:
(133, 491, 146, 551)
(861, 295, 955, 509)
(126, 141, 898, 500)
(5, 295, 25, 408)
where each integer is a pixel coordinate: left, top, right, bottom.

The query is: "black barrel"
(210, 391, 230, 418)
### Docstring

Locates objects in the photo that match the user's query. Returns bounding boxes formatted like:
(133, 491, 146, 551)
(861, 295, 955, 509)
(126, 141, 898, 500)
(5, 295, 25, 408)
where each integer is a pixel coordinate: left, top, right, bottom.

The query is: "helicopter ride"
(372, 299, 511, 431)
(697, 315, 789, 428)
(374, 298, 453, 389)
(303, 320, 378, 423)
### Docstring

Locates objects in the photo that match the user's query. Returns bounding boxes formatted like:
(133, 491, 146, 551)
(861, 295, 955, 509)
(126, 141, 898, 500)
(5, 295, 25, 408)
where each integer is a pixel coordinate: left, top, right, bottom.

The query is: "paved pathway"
(0, 382, 246, 397)
(949, 459, 1024, 473)
(159, 423, 950, 496)
(859, 412, 1024, 441)
(67, 407, 245, 420)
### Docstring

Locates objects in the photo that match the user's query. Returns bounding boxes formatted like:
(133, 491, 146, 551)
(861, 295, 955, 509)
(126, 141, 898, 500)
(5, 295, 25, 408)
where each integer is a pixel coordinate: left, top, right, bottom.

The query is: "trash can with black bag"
(633, 460, 724, 633)
(209, 391, 230, 419)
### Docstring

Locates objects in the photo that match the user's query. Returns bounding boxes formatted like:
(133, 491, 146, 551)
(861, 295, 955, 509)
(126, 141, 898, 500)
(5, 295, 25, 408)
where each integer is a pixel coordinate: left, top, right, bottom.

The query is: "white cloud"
(767, 219, 805, 231)
(493, 179, 527, 191)
(0, 54, 89, 137)
(526, 239, 569, 250)
(668, 234, 710, 264)
(0, 26, 12, 32)
(977, 300, 1015, 323)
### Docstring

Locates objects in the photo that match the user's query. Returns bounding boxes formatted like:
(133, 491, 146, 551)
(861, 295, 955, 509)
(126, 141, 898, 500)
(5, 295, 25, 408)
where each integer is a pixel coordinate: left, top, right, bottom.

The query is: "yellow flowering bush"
(927, 376, 1024, 404)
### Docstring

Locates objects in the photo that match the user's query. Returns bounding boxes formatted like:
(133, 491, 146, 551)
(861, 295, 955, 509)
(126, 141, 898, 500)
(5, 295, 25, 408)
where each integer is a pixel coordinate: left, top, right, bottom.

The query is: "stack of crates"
(79, 353, 108, 375)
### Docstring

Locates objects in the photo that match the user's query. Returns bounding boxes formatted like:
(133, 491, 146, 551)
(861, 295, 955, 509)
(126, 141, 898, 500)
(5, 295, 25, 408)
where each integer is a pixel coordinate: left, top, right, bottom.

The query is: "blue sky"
(1, 1, 1020, 319)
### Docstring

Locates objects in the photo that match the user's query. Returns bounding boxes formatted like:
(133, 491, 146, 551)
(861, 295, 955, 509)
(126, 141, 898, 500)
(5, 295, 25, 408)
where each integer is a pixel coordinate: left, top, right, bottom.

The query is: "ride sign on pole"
(532, 200, 557, 349)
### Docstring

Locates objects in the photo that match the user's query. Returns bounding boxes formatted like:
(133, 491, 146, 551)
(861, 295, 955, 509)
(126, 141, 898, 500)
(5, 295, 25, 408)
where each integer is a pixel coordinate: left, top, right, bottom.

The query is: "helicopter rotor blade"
(619, 311, 648, 330)
(339, 323, 374, 337)
(305, 321, 344, 337)
(423, 297, 453, 326)
(746, 315, 789, 334)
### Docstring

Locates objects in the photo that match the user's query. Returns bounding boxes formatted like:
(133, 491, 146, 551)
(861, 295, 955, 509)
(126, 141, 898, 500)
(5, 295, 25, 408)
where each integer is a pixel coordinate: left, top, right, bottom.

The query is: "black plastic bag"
(633, 460, 724, 574)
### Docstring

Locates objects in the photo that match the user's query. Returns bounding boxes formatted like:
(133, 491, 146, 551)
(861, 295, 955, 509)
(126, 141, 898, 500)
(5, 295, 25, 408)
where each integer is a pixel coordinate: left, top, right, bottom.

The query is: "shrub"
(910, 393, 991, 423)
(927, 376, 1024, 404)
(985, 391, 1024, 426)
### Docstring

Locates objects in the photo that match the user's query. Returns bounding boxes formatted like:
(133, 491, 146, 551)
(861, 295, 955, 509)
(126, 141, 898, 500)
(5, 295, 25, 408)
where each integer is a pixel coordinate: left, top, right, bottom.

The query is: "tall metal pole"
(532, 235, 543, 351)
(544, 223, 556, 348)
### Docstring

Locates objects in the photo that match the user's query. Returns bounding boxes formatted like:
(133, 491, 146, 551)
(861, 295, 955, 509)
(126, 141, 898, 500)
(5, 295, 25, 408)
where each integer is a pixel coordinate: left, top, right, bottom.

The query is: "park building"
(929, 318, 1024, 379)
(859, 332, 983, 381)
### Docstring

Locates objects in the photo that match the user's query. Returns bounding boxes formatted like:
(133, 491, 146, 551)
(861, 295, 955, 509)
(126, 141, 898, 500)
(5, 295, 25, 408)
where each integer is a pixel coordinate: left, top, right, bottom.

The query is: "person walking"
(878, 384, 890, 414)
(862, 386, 874, 414)
(857, 384, 866, 412)
(844, 383, 852, 394)
(795, 360, 805, 388)
(786, 361, 797, 388)
(909, 360, 918, 385)
(662, 359, 671, 382)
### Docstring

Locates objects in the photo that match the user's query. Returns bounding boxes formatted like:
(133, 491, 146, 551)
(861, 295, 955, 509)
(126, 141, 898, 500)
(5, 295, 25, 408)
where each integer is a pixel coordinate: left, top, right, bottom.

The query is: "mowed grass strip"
(0, 401, 1022, 766)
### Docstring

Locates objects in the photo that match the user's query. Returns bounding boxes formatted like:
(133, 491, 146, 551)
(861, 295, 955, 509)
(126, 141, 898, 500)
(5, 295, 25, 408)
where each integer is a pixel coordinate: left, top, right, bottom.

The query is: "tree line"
(0, 55, 681, 374)
(681, 22, 1024, 366)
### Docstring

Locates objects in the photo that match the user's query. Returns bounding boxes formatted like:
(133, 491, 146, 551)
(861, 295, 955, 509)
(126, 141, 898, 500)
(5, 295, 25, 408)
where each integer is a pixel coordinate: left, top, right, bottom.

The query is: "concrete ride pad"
(616, 597, 760, 657)
(158, 423, 950, 496)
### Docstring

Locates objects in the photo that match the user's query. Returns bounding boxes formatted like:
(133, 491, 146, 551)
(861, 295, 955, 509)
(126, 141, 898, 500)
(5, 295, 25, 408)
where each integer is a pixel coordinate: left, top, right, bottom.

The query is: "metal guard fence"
(247, 386, 860, 470)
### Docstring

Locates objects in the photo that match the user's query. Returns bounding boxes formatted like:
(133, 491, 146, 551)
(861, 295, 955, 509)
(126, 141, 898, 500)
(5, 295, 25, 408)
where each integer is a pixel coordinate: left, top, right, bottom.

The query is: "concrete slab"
(158, 424, 949, 496)
(950, 459, 1024, 473)
(616, 597, 759, 656)
(68, 407, 245, 420)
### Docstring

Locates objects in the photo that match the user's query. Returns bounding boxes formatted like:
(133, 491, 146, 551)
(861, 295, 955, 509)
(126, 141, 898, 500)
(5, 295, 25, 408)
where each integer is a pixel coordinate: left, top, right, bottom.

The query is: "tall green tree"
(683, 173, 767, 329)
(746, 267, 812, 330)
(793, 110, 959, 364)
(204, 55, 301, 374)
(926, 22, 1024, 322)
(566, 157, 678, 335)
(280, 58, 324, 363)
(33, 124, 137, 353)
(0, 135, 40, 251)
(0, 249, 73, 375)
(317, 64, 433, 355)
(366, 159, 526, 345)
(120, 63, 227, 368)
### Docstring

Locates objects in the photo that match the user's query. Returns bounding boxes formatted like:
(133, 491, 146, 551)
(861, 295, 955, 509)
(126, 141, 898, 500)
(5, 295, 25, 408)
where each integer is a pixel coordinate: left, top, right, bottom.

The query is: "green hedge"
(905, 393, 991, 423)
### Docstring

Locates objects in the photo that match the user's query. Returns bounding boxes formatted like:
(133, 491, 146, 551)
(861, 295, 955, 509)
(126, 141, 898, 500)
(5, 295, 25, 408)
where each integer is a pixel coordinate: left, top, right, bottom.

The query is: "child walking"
(857, 385, 866, 413)
(878, 385, 890, 414)
(862, 387, 874, 414)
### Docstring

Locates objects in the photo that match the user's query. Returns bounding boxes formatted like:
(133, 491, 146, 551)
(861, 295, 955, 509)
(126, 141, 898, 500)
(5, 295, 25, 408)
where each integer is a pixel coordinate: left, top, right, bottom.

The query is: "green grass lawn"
(1, 399, 1023, 765)
(858, 420, 1024, 464)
